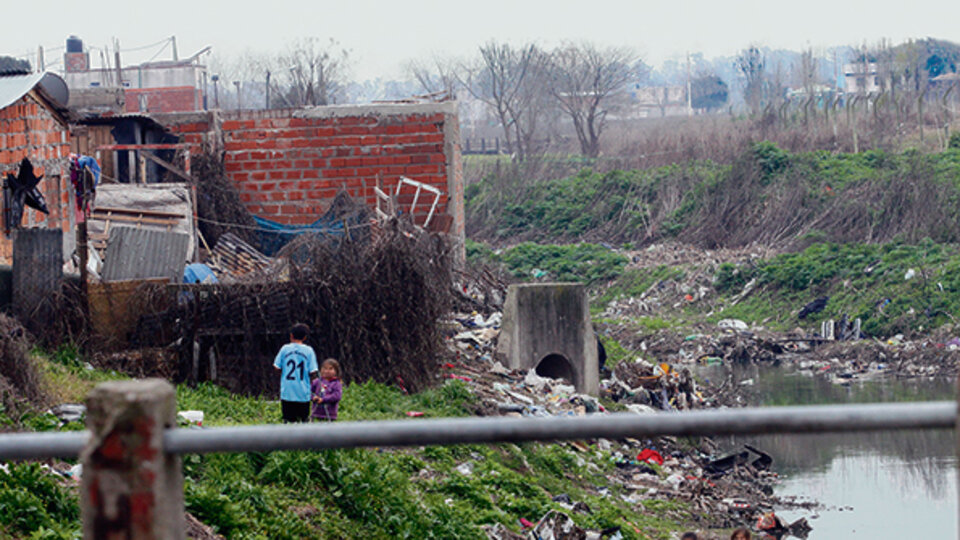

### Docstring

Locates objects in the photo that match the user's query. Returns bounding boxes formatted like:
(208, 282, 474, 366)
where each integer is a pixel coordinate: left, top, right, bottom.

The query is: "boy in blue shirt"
(273, 323, 319, 422)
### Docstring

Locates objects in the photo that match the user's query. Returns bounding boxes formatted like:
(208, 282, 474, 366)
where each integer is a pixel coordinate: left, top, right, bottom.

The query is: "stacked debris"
(206, 232, 274, 281)
(127, 216, 456, 395)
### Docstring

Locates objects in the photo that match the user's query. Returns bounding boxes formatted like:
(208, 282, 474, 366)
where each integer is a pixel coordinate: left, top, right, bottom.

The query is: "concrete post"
(81, 379, 184, 540)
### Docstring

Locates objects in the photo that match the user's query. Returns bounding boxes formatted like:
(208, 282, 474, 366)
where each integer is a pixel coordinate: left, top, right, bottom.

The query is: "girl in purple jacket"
(311, 359, 342, 421)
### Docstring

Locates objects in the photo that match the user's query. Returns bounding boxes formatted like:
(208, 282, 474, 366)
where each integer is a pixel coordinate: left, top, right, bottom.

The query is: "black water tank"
(66, 35, 83, 53)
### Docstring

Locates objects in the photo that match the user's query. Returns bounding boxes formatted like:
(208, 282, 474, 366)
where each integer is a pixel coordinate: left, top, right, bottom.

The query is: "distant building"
(843, 62, 880, 94)
(61, 35, 208, 113)
(629, 85, 690, 118)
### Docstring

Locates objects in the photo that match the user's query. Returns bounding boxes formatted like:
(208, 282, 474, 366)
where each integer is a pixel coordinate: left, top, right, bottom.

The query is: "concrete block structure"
(157, 101, 464, 243)
(496, 283, 599, 395)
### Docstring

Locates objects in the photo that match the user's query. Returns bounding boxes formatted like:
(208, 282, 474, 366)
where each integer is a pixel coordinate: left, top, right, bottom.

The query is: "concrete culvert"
(535, 354, 575, 385)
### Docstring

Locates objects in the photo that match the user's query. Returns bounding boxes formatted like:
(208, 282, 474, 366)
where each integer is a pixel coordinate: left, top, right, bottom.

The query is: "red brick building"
(156, 102, 464, 243)
(0, 72, 72, 263)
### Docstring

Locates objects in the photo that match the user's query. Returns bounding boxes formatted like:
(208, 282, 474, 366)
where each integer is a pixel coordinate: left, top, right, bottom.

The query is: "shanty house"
(0, 71, 72, 263)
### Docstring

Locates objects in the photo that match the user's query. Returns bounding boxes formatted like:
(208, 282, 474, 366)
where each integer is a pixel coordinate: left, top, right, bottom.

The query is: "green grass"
(594, 239, 960, 338)
(11, 355, 688, 539)
(175, 381, 684, 539)
(714, 240, 960, 336)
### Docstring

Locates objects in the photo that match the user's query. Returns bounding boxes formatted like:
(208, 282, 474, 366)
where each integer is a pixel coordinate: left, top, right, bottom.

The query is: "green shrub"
(752, 141, 790, 180)
(497, 242, 627, 284)
(714, 262, 756, 293)
(0, 464, 79, 538)
(950, 132, 960, 149)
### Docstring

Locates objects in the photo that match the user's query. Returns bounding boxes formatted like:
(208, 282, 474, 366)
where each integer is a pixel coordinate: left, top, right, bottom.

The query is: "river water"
(699, 364, 956, 538)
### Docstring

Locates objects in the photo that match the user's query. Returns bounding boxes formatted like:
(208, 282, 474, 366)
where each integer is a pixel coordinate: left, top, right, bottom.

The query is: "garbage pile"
(598, 310, 960, 387)
(804, 335, 960, 381)
(441, 310, 814, 536)
(624, 243, 774, 271)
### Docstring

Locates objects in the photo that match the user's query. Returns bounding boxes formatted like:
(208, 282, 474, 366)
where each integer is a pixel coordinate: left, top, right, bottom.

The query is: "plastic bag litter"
(49, 403, 86, 424)
(524, 370, 549, 390)
(531, 510, 585, 540)
(718, 319, 748, 331)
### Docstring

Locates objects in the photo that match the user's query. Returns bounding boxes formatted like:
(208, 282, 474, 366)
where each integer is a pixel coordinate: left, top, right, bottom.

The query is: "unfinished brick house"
(0, 72, 72, 263)
(154, 101, 464, 246)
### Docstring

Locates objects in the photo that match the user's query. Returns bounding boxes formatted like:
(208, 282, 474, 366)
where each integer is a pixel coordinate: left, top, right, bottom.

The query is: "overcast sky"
(3, 0, 959, 81)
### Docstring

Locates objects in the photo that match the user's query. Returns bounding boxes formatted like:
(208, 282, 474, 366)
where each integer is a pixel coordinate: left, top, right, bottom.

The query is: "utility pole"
(114, 39, 123, 88)
(211, 74, 220, 108)
(36, 46, 44, 72)
(686, 51, 693, 116)
(171, 36, 178, 61)
(266, 70, 271, 109)
(234, 81, 241, 111)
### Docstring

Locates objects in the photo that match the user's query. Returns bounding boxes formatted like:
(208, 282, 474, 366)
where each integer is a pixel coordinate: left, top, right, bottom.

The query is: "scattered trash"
(406, 411, 424, 417)
(49, 403, 86, 424)
(65, 464, 82, 481)
(718, 319, 748, 331)
(531, 510, 585, 540)
(177, 410, 204, 427)
(439, 293, 818, 535)
(637, 449, 664, 466)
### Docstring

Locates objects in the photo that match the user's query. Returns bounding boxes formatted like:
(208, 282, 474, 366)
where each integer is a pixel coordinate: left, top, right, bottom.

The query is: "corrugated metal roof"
(0, 71, 68, 112)
(101, 226, 190, 282)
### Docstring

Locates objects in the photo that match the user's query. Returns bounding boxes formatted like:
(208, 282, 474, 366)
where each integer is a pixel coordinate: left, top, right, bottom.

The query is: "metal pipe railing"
(0, 401, 953, 460)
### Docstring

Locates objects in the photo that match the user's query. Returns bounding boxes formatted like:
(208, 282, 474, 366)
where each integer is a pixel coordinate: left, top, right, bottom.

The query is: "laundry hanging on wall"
(70, 154, 101, 223)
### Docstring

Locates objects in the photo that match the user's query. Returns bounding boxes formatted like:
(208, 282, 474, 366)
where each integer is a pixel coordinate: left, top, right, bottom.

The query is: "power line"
(119, 37, 173, 53)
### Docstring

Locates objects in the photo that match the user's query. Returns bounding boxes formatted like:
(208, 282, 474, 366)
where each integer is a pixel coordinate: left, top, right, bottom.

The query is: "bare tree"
(736, 45, 767, 114)
(276, 38, 350, 107)
(405, 56, 461, 100)
(796, 48, 820, 96)
(462, 41, 548, 161)
(207, 50, 272, 109)
(546, 43, 637, 158)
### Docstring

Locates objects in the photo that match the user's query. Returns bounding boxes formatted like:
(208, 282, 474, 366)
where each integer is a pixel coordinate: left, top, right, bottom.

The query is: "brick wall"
(125, 87, 201, 114)
(162, 113, 209, 150)
(0, 94, 71, 263)
(159, 103, 464, 242)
